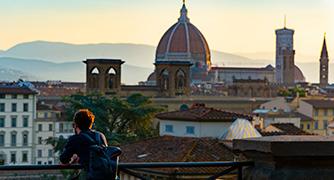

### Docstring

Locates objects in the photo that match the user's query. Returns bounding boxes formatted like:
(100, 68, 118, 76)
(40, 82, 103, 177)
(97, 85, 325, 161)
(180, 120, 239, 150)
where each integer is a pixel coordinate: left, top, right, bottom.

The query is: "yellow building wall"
(310, 108, 334, 136)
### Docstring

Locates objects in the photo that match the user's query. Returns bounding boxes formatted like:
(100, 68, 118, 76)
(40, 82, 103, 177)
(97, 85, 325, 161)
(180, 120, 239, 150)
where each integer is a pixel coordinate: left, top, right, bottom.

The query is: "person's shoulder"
(68, 134, 81, 141)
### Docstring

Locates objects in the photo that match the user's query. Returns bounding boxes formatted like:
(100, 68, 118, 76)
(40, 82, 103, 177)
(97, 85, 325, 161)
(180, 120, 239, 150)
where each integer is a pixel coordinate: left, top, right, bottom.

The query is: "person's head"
(73, 109, 95, 131)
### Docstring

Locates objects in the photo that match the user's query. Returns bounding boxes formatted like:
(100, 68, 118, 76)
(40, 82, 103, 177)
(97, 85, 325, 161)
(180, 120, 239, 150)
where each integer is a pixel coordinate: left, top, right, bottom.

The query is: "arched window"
(91, 67, 100, 74)
(107, 68, 116, 75)
(176, 69, 186, 90)
(161, 69, 169, 91)
(106, 67, 117, 89)
(90, 67, 100, 89)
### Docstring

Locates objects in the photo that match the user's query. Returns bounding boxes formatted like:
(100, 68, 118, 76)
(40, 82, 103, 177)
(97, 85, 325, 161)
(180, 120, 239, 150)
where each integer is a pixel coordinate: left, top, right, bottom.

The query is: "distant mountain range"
(0, 57, 153, 84)
(0, 41, 331, 84)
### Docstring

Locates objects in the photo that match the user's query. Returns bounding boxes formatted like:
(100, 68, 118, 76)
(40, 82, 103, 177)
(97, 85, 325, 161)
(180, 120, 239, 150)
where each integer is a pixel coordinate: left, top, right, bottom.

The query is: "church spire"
(178, 0, 189, 22)
(321, 33, 328, 58)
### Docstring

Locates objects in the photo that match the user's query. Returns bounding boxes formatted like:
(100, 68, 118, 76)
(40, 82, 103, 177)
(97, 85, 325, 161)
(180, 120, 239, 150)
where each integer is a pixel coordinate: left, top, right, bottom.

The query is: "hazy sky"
(0, 0, 333, 62)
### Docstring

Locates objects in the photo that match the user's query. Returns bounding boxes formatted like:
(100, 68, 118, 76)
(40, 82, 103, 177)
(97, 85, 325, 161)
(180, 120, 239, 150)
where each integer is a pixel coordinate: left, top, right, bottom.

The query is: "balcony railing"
(0, 161, 253, 180)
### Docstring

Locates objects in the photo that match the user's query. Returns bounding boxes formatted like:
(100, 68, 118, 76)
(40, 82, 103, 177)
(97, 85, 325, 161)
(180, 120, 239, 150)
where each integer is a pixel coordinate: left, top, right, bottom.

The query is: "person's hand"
(69, 154, 80, 164)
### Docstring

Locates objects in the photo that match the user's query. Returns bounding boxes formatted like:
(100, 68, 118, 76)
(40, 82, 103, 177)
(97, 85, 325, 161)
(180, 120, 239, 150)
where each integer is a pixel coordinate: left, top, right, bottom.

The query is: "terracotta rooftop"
(303, 99, 334, 109)
(37, 103, 53, 111)
(120, 136, 235, 175)
(156, 104, 252, 122)
(260, 123, 312, 136)
(0, 85, 38, 95)
(294, 112, 314, 122)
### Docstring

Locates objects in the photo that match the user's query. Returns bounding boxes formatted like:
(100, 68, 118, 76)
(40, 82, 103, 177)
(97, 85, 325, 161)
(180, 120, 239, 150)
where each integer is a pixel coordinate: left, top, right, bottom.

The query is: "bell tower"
(84, 59, 124, 95)
(155, 61, 192, 97)
(275, 17, 295, 86)
(319, 33, 329, 88)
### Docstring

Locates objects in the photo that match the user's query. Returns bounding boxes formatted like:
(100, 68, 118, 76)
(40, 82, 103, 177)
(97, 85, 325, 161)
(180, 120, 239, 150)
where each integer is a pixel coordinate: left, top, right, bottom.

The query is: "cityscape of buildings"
(0, 1, 333, 179)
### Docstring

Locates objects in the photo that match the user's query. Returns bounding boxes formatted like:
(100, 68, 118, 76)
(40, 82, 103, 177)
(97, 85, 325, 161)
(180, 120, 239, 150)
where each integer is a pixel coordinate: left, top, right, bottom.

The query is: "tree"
(61, 93, 163, 144)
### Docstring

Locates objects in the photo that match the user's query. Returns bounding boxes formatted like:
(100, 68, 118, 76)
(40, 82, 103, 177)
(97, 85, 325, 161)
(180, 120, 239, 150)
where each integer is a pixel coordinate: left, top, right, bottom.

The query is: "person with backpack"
(60, 109, 121, 180)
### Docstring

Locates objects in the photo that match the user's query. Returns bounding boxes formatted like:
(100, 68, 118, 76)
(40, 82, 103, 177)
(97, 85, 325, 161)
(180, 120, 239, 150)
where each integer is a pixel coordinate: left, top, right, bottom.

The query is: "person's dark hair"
(73, 109, 95, 130)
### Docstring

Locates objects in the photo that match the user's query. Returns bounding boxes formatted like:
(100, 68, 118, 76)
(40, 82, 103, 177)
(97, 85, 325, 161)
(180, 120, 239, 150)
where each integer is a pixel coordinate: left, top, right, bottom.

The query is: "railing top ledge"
(0, 161, 254, 171)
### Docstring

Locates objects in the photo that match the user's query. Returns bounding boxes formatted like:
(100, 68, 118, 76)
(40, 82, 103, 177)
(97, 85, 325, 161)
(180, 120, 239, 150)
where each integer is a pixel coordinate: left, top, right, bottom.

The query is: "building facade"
(0, 86, 37, 165)
(209, 65, 276, 84)
(298, 99, 334, 135)
(156, 103, 253, 138)
(34, 103, 73, 165)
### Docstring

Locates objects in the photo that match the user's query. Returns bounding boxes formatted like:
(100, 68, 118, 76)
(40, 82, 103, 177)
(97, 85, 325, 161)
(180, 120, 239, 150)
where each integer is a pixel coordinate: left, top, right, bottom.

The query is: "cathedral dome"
(294, 65, 305, 83)
(155, 3, 211, 81)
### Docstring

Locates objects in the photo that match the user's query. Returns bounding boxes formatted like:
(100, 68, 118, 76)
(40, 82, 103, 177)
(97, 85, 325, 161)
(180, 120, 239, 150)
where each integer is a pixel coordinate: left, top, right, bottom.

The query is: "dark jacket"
(60, 130, 106, 167)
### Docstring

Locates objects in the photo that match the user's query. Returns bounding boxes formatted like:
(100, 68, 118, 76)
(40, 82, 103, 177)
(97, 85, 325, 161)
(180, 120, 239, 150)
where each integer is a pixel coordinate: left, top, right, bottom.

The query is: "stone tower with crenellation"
(275, 22, 295, 86)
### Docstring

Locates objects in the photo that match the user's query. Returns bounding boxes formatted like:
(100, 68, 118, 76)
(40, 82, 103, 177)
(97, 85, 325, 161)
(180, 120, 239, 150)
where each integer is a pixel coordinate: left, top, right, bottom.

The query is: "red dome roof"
(155, 4, 211, 69)
(156, 23, 210, 56)
(294, 65, 305, 83)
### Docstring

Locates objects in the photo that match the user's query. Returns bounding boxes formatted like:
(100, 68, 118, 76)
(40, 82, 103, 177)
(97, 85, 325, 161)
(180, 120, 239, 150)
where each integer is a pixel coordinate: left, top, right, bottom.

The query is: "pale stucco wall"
(159, 120, 231, 138)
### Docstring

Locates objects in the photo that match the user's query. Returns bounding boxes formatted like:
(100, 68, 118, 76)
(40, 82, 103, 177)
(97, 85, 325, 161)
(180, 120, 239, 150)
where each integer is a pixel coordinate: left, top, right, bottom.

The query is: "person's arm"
(59, 136, 77, 164)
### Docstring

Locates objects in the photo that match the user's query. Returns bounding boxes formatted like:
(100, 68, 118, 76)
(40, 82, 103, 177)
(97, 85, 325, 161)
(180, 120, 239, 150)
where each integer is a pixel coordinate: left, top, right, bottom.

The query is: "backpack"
(81, 132, 121, 180)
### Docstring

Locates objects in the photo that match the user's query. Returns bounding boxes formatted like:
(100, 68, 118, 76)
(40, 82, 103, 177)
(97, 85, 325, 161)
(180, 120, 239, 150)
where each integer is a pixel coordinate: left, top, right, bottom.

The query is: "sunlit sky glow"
(0, 0, 333, 62)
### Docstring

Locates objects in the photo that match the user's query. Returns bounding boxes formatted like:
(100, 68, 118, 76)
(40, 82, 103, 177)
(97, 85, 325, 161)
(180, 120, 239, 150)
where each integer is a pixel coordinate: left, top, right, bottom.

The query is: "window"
(10, 152, 16, 164)
(11, 132, 16, 146)
(48, 161, 52, 165)
(0, 103, 4, 112)
(22, 133, 28, 146)
(37, 161, 42, 165)
(49, 124, 53, 131)
(11, 95, 17, 99)
(37, 150, 42, 158)
(186, 126, 195, 134)
(0, 133, 4, 146)
(38, 137, 43, 144)
(38, 124, 42, 131)
(11, 117, 17, 127)
(44, 112, 48, 118)
(314, 121, 319, 129)
(23, 117, 29, 127)
(59, 123, 64, 133)
(165, 125, 173, 133)
(11, 103, 17, 112)
(307, 124, 310, 129)
(314, 109, 318, 116)
(0, 94, 5, 99)
(0, 117, 4, 127)
(48, 149, 53, 157)
(324, 109, 328, 116)
(23, 103, 29, 112)
(324, 120, 328, 129)
(23, 95, 29, 99)
(22, 151, 28, 162)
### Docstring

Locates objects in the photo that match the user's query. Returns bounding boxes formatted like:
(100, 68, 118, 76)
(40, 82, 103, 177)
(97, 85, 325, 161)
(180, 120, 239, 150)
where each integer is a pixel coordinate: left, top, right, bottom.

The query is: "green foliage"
(277, 87, 306, 97)
(45, 135, 68, 154)
(61, 93, 163, 144)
